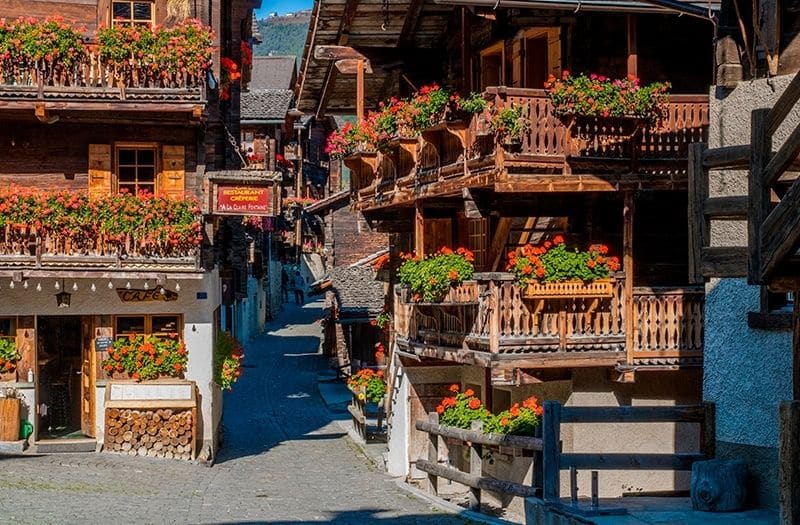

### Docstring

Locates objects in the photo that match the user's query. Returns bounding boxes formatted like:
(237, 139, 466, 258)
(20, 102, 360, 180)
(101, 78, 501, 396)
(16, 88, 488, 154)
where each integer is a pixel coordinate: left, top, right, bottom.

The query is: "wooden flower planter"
(0, 397, 21, 441)
(524, 278, 615, 299)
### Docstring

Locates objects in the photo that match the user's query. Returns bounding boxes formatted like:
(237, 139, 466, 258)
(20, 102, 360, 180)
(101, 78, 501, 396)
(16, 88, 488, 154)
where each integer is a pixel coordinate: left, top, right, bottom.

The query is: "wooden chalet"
(0, 0, 267, 461)
(299, 0, 716, 507)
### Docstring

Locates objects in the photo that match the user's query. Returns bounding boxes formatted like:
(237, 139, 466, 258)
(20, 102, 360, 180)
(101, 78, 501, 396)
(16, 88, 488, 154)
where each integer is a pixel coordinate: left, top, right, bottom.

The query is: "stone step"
(34, 438, 96, 454)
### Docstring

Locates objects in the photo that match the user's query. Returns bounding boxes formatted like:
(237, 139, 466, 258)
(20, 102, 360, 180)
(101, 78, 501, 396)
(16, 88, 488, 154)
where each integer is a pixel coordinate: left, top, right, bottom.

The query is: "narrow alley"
(0, 301, 468, 525)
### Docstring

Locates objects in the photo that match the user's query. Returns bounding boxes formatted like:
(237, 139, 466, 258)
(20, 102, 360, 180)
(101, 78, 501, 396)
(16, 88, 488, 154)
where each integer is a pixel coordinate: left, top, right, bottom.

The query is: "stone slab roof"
(251, 56, 297, 90)
(241, 89, 294, 121)
(329, 266, 384, 317)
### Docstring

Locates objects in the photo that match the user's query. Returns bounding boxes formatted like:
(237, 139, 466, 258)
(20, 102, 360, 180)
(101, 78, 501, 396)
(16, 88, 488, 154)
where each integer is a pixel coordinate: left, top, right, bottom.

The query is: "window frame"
(114, 314, 183, 341)
(110, 0, 156, 28)
(114, 142, 159, 197)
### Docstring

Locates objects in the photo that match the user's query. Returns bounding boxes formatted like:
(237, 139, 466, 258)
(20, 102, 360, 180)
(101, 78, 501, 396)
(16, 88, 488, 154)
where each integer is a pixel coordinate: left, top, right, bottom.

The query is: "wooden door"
(80, 317, 95, 437)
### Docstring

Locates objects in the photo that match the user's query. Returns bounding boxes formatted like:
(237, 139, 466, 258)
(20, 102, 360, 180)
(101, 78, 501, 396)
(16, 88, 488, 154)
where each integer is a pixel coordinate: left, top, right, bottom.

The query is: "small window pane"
(113, 2, 131, 19)
(133, 2, 152, 20)
(119, 183, 136, 194)
(118, 149, 135, 165)
(0, 318, 13, 337)
(152, 316, 179, 334)
(116, 316, 145, 335)
(137, 149, 154, 165)
(137, 167, 155, 182)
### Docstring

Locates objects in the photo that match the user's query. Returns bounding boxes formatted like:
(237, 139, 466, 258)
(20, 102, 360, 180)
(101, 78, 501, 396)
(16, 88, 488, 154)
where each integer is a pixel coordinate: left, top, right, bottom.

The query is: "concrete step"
(34, 438, 96, 453)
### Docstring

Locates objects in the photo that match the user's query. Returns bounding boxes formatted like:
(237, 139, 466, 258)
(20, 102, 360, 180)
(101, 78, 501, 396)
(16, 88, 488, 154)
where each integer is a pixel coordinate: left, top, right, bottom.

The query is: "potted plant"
(490, 104, 530, 148)
(214, 332, 244, 391)
(0, 387, 22, 442)
(347, 368, 387, 406)
(101, 333, 188, 381)
(507, 235, 621, 298)
(397, 247, 475, 302)
(0, 337, 19, 381)
(436, 384, 543, 436)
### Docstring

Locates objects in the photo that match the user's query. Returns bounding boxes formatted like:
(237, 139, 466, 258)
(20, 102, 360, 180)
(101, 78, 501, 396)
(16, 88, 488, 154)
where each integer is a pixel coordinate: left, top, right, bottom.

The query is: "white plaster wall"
(386, 358, 410, 477)
(0, 270, 221, 454)
(705, 76, 796, 448)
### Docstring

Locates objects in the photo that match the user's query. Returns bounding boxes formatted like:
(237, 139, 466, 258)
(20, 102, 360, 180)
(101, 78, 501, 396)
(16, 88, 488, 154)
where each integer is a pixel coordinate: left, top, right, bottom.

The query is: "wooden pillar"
(468, 420, 483, 509)
(623, 191, 636, 365)
(461, 7, 472, 93)
(356, 59, 365, 122)
(415, 202, 425, 255)
(16, 316, 35, 383)
(794, 296, 800, 401)
(749, 109, 770, 284)
(626, 15, 637, 77)
(780, 400, 800, 525)
(542, 401, 561, 501)
(427, 411, 440, 495)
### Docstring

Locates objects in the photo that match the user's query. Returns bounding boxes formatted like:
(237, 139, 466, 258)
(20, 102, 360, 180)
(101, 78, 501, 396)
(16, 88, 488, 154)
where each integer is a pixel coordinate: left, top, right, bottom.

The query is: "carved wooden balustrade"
(0, 45, 206, 104)
(394, 273, 704, 367)
(0, 226, 200, 271)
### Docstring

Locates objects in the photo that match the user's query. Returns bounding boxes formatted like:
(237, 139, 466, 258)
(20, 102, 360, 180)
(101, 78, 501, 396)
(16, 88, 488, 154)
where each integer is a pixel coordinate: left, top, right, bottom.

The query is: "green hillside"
(254, 14, 310, 58)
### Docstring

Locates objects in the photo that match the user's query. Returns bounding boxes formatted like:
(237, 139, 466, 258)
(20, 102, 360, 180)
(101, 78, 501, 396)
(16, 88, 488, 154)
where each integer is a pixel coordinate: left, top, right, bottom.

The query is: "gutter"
(432, 0, 717, 21)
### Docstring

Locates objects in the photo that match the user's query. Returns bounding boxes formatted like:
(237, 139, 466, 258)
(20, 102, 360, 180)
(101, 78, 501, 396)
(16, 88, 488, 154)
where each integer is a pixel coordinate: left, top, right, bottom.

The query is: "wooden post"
(414, 202, 424, 255)
(461, 7, 472, 93)
(623, 191, 636, 365)
(356, 58, 365, 122)
(626, 15, 637, 78)
(469, 420, 483, 509)
(688, 143, 709, 284)
(794, 297, 800, 401)
(489, 280, 500, 354)
(780, 401, 800, 525)
(427, 411, 440, 496)
(749, 109, 770, 284)
(701, 401, 716, 460)
(543, 401, 561, 501)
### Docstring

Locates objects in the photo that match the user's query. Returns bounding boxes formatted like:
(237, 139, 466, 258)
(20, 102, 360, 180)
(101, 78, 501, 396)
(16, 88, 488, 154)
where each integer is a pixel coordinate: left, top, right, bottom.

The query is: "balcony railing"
(394, 273, 704, 367)
(0, 227, 200, 271)
(0, 46, 206, 105)
(351, 89, 709, 210)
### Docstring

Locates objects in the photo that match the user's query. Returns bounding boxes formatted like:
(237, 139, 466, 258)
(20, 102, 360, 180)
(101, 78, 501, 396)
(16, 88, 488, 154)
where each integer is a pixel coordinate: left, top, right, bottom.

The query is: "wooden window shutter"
(160, 145, 186, 199)
(88, 144, 112, 199)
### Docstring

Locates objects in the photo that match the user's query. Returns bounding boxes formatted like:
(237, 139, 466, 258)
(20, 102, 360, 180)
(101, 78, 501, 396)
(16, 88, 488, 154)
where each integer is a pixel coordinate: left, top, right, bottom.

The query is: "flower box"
(0, 397, 21, 441)
(524, 278, 615, 299)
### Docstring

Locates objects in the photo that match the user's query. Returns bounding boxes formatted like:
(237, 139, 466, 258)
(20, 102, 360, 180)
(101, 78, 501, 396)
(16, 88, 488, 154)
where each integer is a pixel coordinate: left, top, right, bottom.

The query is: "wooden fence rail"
(541, 401, 715, 502)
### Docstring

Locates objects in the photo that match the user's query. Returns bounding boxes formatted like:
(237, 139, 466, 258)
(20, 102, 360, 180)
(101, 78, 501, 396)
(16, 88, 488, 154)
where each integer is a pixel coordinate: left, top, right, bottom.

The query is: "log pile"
(104, 407, 194, 460)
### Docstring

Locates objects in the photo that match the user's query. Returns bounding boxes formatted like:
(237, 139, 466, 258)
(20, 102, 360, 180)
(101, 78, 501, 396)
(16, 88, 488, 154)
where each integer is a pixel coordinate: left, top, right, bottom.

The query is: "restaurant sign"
(117, 288, 179, 302)
(215, 185, 274, 215)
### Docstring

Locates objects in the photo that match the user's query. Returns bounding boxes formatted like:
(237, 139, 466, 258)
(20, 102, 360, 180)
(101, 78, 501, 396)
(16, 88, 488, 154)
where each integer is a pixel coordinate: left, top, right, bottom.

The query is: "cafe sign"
(215, 185, 274, 215)
(117, 288, 178, 302)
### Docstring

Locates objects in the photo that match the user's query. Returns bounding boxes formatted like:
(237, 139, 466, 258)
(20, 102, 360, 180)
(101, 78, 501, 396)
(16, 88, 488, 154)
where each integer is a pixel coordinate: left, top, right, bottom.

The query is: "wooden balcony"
(394, 274, 703, 372)
(0, 227, 200, 274)
(0, 46, 206, 117)
(352, 89, 709, 211)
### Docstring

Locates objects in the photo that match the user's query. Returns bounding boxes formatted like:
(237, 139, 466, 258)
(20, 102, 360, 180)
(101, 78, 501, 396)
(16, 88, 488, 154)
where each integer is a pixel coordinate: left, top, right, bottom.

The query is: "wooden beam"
(314, 0, 359, 118)
(760, 178, 800, 281)
(518, 217, 539, 246)
(704, 196, 748, 220)
(688, 143, 709, 283)
(623, 191, 635, 365)
(356, 58, 365, 122)
(560, 453, 705, 470)
(764, 119, 800, 187)
(560, 405, 706, 424)
(313, 45, 366, 61)
(335, 59, 374, 74)
(750, 109, 771, 284)
(460, 7, 472, 93)
(702, 144, 750, 169)
(416, 419, 542, 449)
(542, 401, 561, 501)
(414, 201, 424, 255)
(399, 0, 425, 47)
(487, 217, 513, 271)
(759, 0, 780, 76)
(700, 246, 748, 277)
(626, 15, 637, 77)
(795, 296, 800, 401)
(414, 460, 539, 498)
(780, 401, 800, 524)
(768, 72, 800, 136)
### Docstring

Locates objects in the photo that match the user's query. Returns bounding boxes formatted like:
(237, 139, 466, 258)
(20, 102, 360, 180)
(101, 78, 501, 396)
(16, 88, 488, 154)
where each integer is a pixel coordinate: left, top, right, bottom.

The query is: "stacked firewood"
(104, 408, 194, 460)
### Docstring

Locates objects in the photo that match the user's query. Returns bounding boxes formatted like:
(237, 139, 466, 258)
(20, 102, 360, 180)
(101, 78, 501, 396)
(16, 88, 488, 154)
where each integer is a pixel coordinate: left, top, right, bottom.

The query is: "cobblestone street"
(0, 301, 467, 525)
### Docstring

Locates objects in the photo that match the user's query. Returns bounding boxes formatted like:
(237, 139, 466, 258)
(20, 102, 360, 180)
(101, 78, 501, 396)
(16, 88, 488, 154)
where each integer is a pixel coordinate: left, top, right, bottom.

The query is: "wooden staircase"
(689, 72, 800, 288)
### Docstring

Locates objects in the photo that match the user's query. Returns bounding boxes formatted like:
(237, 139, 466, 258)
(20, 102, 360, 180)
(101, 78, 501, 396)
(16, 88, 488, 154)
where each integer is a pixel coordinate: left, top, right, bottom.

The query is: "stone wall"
(705, 75, 798, 506)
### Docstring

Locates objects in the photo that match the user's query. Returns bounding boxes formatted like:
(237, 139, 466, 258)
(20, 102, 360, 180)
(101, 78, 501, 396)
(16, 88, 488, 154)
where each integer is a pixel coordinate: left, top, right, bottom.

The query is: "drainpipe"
(633, 0, 716, 22)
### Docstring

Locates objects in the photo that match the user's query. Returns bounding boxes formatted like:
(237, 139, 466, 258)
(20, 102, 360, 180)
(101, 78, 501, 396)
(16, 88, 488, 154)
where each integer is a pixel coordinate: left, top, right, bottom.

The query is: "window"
(748, 288, 793, 330)
(115, 315, 181, 340)
(116, 146, 156, 195)
(480, 43, 504, 90)
(112, 1, 155, 26)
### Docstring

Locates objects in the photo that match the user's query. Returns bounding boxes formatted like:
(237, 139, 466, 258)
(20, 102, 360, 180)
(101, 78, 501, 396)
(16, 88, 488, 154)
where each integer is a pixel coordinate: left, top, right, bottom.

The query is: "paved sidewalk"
(0, 300, 468, 525)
